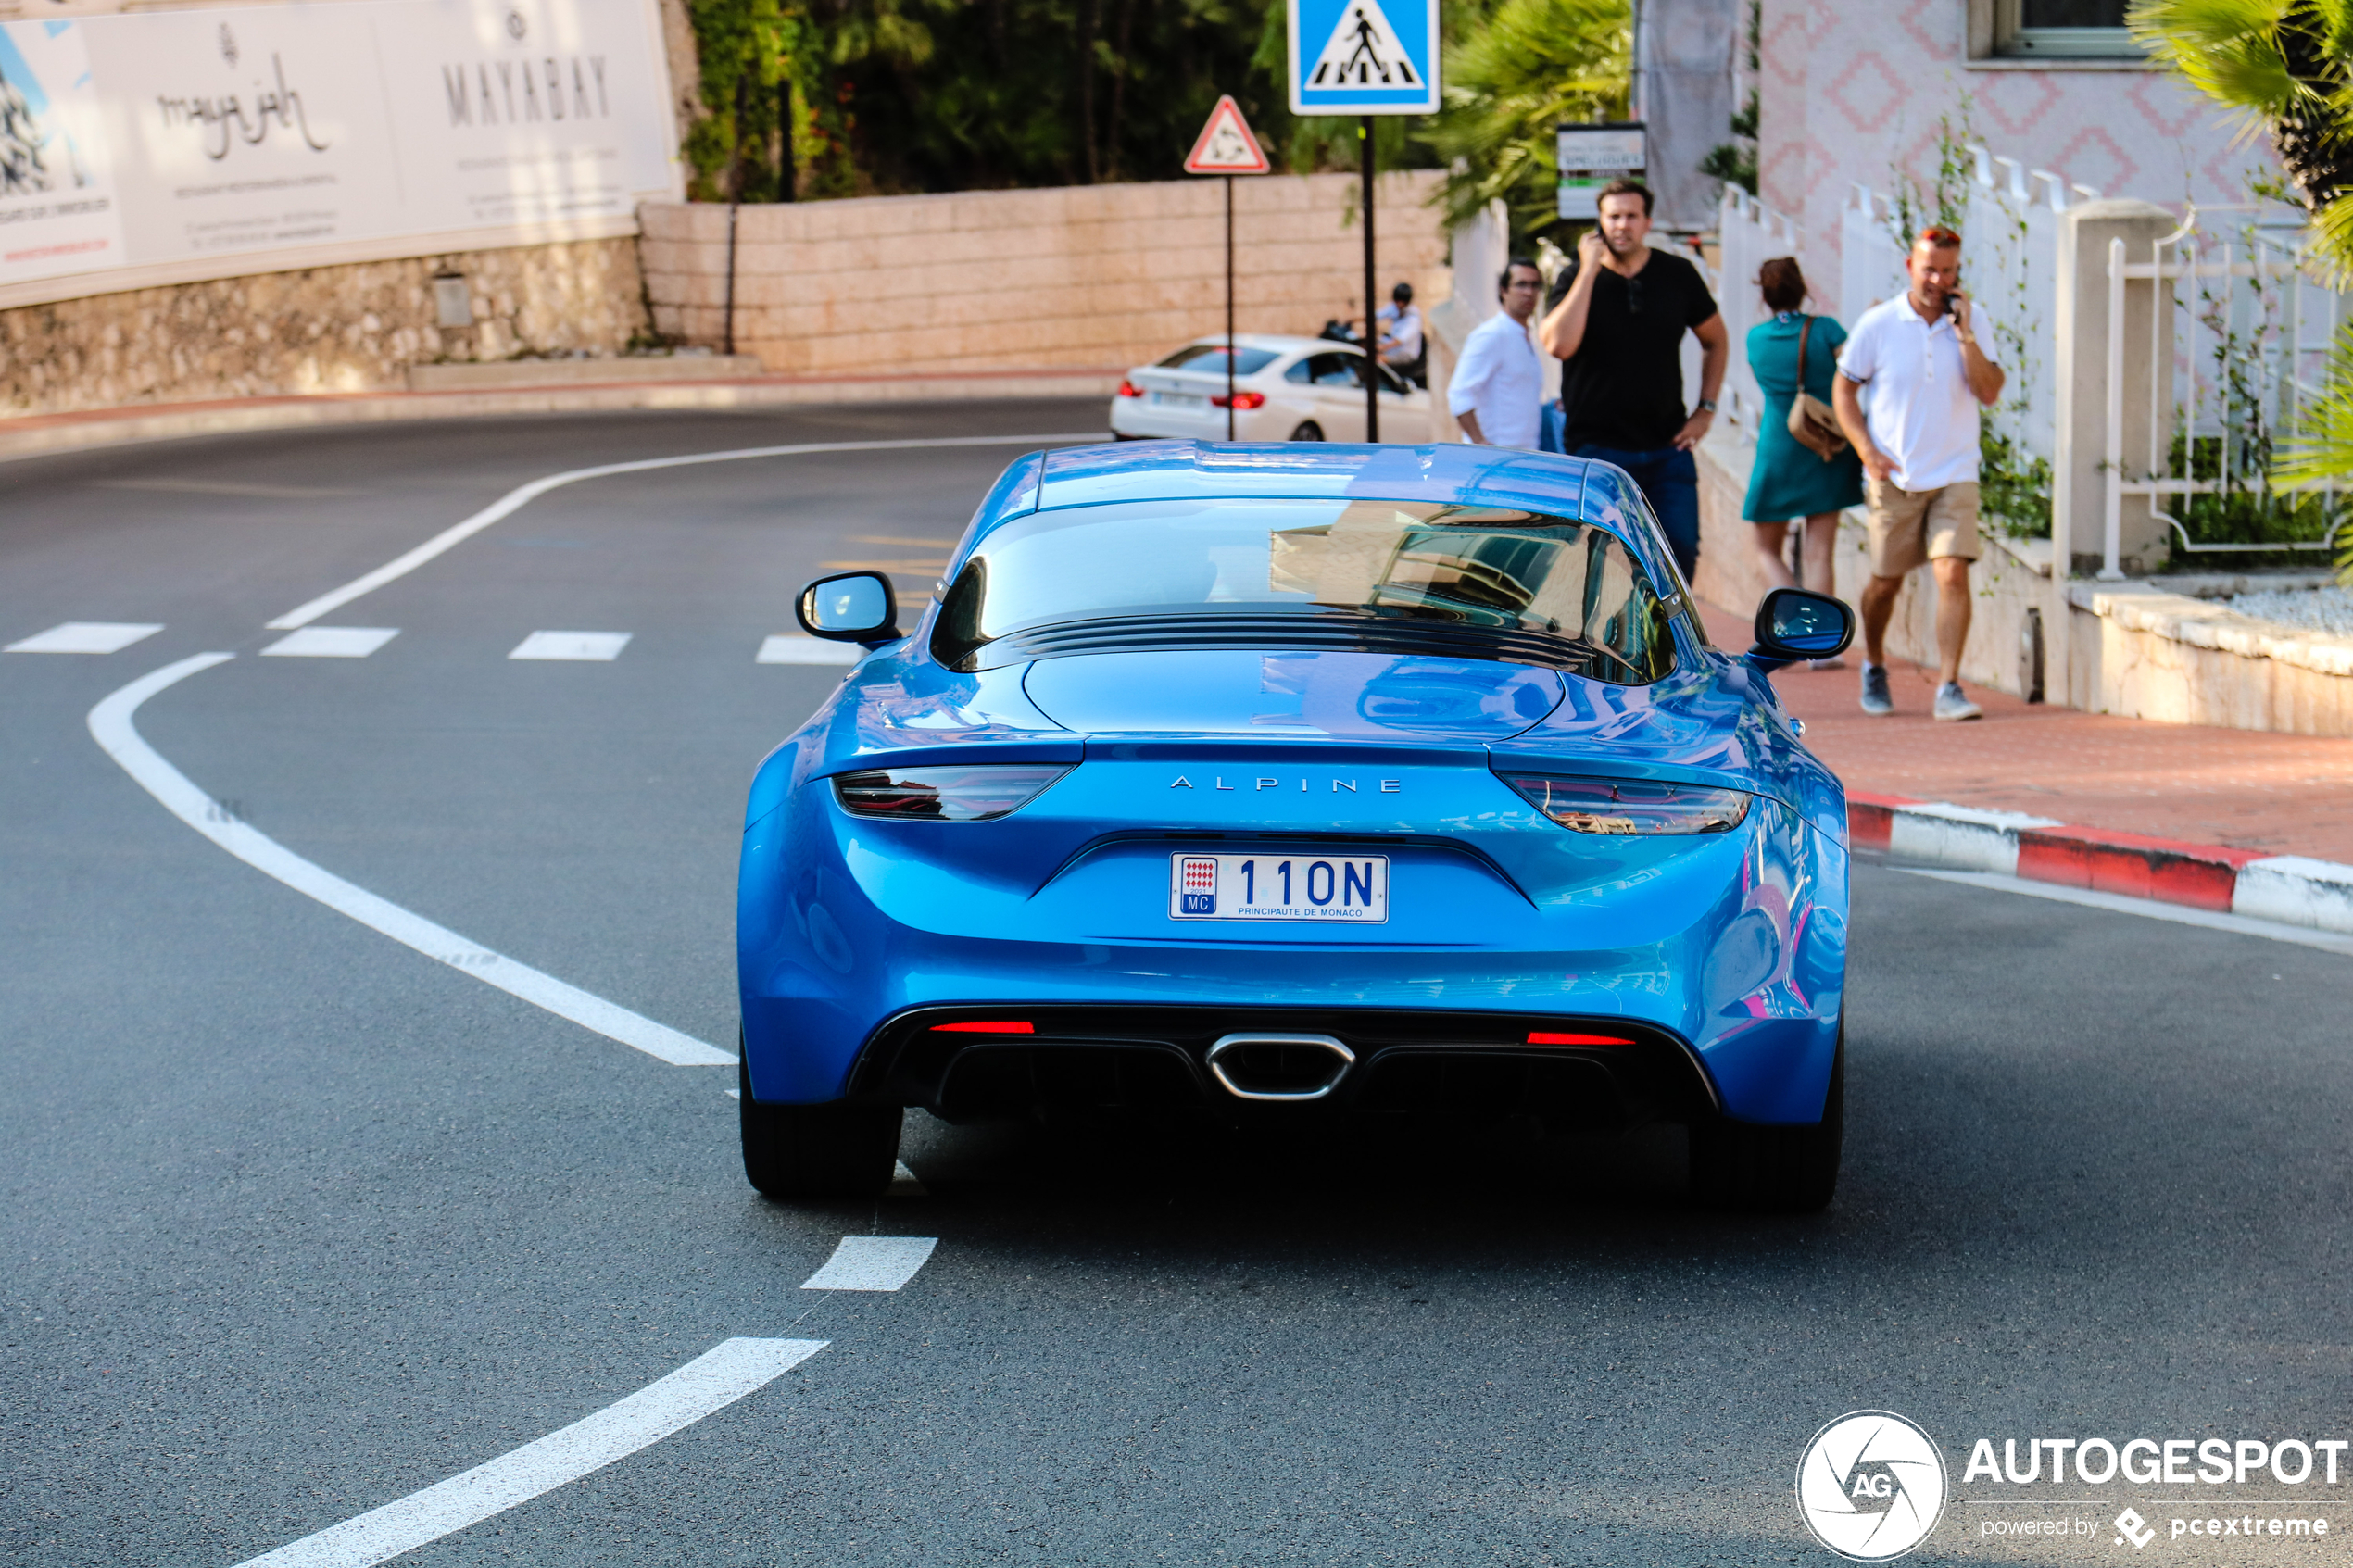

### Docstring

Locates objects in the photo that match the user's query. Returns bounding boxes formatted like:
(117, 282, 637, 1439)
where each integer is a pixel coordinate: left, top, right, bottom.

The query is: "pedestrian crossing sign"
(1288, 0, 1439, 116)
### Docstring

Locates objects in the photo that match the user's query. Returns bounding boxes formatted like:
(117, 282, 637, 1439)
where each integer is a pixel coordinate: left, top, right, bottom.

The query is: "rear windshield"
(929, 497, 1676, 682)
(1155, 345, 1281, 376)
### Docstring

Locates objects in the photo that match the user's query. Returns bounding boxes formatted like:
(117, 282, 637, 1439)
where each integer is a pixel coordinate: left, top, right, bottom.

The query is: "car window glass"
(931, 498, 1675, 682)
(1155, 345, 1280, 376)
(1309, 355, 1356, 387)
(1283, 358, 1315, 384)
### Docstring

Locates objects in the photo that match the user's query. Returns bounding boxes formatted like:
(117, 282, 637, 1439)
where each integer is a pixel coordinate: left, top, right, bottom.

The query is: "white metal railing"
(1713, 185, 1808, 430)
(2101, 215, 2353, 579)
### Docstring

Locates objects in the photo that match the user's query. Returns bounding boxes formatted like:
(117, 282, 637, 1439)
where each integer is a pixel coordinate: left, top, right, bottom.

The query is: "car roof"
(970, 441, 1679, 591)
(1161, 334, 1354, 357)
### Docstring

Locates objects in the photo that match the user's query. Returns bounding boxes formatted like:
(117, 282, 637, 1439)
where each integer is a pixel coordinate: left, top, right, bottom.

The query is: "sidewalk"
(1696, 601, 2353, 867)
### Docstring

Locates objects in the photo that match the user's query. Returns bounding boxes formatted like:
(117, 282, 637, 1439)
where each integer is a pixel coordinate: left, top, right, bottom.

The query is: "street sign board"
(1184, 95, 1272, 175)
(1288, 0, 1439, 117)
(1556, 122, 1648, 219)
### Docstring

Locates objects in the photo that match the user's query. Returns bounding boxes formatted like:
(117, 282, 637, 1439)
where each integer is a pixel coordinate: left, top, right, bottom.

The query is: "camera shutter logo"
(1795, 1411, 1948, 1561)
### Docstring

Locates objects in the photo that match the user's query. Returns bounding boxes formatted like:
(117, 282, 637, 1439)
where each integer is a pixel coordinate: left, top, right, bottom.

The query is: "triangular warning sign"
(1184, 94, 1271, 175)
(1306, 0, 1422, 89)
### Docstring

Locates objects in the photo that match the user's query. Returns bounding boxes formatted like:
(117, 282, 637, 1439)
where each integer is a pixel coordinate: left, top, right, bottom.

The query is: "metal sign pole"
(1361, 116, 1378, 443)
(1226, 174, 1237, 443)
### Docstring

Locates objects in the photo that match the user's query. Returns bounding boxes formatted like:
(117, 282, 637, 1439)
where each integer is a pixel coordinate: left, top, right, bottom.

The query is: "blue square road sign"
(1288, 0, 1440, 116)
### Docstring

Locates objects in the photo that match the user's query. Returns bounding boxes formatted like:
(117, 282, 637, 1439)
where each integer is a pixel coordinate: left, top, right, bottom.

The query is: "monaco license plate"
(1151, 391, 1206, 408)
(1168, 852, 1388, 923)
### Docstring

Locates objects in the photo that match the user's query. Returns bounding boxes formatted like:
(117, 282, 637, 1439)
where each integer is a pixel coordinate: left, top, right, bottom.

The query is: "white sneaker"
(1933, 682, 1982, 721)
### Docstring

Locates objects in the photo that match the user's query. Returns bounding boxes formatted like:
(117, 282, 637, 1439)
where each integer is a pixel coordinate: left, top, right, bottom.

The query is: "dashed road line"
(230, 1338, 827, 1568)
(88, 653, 736, 1067)
(260, 627, 400, 659)
(6, 621, 164, 654)
(800, 1236, 939, 1290)
(262, 433, 1103, 631)
(756, 634, 861, 666)
(510, 630, 632, 661)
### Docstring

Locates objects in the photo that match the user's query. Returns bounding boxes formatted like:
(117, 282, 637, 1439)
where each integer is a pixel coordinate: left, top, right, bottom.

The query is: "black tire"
(739, 1057, 901, 1199)
(1290, 421, 1325, 442)
(1690, 1023, 1843, 1212)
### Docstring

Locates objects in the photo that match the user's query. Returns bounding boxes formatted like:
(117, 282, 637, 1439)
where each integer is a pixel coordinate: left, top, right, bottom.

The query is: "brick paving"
(1696, 602, 2353, 865)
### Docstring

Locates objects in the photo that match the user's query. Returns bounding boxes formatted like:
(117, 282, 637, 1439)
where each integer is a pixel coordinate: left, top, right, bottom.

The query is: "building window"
(1993, 0, 2141, 56)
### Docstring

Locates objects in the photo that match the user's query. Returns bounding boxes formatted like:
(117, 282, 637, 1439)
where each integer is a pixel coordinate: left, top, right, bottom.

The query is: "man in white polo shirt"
(1448, 258, 1544, 450)
(1832, 226, 2007, 721)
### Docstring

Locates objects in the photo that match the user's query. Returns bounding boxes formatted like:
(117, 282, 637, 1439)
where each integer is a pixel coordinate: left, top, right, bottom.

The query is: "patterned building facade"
(1755, 0, 2275, 293)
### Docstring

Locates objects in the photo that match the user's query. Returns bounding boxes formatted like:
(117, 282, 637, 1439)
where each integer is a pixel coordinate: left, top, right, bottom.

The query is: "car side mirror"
(797, 571, 900, 644)
(1747, 587, 1854, 670)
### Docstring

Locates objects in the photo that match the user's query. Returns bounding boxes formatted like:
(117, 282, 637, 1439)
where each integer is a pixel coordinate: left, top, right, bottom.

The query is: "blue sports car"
(737, 441, 1856, 1209)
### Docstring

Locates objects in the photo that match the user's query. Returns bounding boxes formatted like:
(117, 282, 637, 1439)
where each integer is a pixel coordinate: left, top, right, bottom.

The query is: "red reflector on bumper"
(930, 1021, 1035, 1034)
(1528, 1031, 1634, 1046)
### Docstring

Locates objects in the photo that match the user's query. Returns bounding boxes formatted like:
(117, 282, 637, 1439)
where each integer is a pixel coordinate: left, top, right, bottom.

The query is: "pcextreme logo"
(1796, 1411, 1950, 1561)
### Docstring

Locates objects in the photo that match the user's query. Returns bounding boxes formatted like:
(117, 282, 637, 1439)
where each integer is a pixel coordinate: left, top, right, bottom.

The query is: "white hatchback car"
(1108, 333, 1432, 444)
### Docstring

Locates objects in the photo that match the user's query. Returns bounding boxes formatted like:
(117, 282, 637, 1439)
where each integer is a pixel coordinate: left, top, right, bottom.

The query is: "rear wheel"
(1290, 421, 1325, 442)
(739, 1057, 901, 1199)
(1690, 1023, 1843, 1212)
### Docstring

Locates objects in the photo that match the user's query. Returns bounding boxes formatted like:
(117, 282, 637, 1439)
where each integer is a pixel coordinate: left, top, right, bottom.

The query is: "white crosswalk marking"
(260, 627, 400, 659)
(757, 634, 861, 666)
(800, 1236, 939, 1291)
(510, 631, 632, 661)
(6, 621, 164, 655)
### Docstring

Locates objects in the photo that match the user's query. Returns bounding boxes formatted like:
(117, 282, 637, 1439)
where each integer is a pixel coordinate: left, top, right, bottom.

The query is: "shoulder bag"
(1785, 315, 1849, 461)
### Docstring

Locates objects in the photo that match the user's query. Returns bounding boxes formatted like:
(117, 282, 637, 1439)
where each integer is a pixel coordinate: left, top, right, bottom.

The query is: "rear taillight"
(1498, 773, 1750, 836)
(1116, 379, 1143, 398)
(1211, 391, 1265, 409)
(832, 764, 1069, 822)
(930, 1021, 1034, 1034)
(1528, 1031, 1635, 1046)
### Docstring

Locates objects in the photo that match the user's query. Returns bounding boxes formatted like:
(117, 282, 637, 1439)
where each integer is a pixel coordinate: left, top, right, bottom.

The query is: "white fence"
(2101, 216, 2353, 575)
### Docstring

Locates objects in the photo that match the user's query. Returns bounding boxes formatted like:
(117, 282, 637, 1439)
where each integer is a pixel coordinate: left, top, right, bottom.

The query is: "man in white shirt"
(1376, 282, 1424, 383)
(1448, 259, 1543, 450)
(1833, 225, 2007, 721)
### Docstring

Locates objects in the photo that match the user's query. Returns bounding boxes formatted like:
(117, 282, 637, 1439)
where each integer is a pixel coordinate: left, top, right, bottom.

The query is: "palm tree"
(1417, 0, 1630, 244)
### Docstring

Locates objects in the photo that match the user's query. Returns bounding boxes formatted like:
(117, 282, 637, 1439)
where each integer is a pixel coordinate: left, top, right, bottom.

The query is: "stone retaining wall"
(0, 239, 650, 419)
(638, 172, 1453, 377)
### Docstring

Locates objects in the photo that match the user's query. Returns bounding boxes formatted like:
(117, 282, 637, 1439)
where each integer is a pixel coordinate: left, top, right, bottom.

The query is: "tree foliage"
(1415, 0, 1631, 246)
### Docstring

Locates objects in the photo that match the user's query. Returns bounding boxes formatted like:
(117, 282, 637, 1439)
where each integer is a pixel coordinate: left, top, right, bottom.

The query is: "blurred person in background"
(1449, 259, 1544, 449)
(1539, 179, 1728, 585)
(1742, 256, 1863, 668)
(1833, 225, 2005, 721)
(1376, 282, 1426, 386)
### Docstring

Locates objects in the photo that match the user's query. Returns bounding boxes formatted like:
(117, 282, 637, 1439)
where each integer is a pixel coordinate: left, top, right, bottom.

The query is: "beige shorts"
(1865, 479, 1982, 577)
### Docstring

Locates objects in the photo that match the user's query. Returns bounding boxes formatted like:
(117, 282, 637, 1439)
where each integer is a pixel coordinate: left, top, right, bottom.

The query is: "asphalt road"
(5, 402, 2350, 1568)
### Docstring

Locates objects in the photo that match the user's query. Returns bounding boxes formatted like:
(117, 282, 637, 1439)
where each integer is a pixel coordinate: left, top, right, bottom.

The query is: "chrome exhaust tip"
(1205, 1032, 1356, 1101)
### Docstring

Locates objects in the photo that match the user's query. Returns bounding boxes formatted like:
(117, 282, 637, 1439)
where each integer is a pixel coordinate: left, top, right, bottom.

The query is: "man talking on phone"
(1832, 225, 2006, 721)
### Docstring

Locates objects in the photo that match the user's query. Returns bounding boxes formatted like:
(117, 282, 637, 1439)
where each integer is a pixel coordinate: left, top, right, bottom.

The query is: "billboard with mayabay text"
(0, 0, 677, 306)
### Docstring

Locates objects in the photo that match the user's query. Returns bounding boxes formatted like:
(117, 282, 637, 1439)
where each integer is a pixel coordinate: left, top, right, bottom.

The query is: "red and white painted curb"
(1849, 793, 2353, 936)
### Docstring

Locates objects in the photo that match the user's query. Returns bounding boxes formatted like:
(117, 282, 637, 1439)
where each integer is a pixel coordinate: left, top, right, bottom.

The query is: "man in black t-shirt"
(1538, 180, 1729, 584)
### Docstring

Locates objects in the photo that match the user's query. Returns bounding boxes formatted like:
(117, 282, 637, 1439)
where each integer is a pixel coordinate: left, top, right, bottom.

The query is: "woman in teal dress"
(1742, 257, 1863, 647)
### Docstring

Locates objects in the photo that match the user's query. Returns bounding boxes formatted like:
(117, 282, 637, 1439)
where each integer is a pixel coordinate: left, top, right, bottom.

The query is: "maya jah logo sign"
(154, 52, 331, 161)
(1796, 1411, 1949, 1561)
(1183, 94, 1269, 175)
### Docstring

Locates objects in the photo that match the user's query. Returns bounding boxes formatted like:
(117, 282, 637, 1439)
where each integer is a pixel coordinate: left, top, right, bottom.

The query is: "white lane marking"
(1896, 867, 2353, 957)
(887, 1160, 928, 1198)
(263, 433, 1108, 631)
(510, 630, 631, 662)
(724, 1087, 740, 1099)
(231, 1338, 826, 1568)
(800, 1236, 939, 1291)
(88, 655, 736, 1066)
(757, 634, 861, 666)
(260, 627, 400, 659)
(6, 621, 163, 654)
